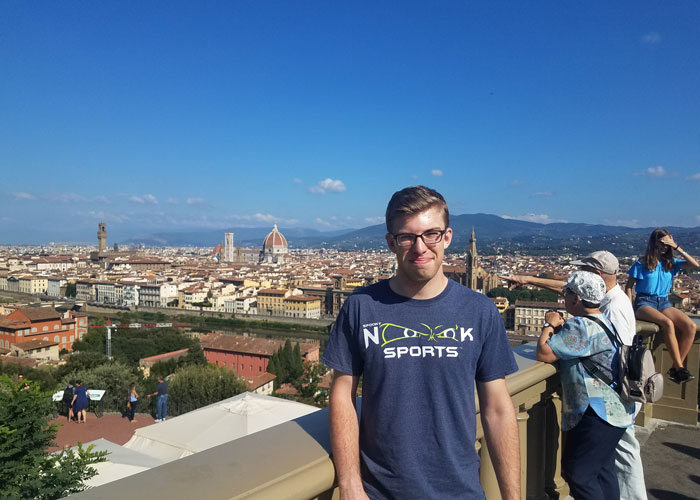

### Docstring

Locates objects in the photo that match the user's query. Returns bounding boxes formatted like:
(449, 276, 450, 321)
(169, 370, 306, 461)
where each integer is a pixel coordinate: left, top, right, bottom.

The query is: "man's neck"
(389, 273, 449, 300)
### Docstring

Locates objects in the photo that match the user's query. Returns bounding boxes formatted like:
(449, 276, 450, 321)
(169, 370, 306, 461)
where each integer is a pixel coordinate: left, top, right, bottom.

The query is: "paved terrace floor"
(50, 412, 698, 499)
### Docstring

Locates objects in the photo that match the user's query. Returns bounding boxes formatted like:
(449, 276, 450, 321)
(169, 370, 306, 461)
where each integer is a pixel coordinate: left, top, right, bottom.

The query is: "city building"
(200, 334, 320, 379)
(465, 228, 499, 294)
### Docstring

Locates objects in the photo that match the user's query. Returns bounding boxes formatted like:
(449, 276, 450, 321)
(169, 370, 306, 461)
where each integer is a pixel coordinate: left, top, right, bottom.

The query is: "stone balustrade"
(72, 318, 699, 500)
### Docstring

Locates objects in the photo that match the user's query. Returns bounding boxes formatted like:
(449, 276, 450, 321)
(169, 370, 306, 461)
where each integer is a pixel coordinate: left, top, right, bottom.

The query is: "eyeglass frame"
(390, 228, 448, 248)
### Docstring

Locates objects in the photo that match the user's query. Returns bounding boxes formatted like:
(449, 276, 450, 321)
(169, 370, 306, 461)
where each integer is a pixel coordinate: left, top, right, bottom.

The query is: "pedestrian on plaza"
(323, 186, 520, 500)
(147, 376, 168, 422)
(625, 229, 698, 384)
(127, 383, 139, 423)
(537, 271, 635, 500)
(71, 380, 89, 424)
(63, 380, 75, 422)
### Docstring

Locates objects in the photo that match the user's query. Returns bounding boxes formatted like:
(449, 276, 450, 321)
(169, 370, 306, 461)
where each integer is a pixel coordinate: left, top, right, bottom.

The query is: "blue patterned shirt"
(547, 315, 634, 431)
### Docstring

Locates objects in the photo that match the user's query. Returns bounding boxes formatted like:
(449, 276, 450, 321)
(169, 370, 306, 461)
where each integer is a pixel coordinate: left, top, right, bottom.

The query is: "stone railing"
(72, 319, 699, 500)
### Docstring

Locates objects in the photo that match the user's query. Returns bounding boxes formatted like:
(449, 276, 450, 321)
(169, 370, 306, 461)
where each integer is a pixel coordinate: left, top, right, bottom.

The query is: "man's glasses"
(392, 229, 447, 247)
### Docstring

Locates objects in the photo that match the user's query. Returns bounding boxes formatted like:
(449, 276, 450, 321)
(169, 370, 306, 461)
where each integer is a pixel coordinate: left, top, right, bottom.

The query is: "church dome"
(262, 224, 288, 252)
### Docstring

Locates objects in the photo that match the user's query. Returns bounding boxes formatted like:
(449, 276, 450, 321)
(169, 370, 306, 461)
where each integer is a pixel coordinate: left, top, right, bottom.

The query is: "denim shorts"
(634, 293, 671, 312)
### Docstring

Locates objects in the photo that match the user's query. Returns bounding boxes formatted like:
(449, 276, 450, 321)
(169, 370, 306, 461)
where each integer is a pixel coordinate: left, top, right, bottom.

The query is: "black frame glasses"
(391, 228, 447, 247)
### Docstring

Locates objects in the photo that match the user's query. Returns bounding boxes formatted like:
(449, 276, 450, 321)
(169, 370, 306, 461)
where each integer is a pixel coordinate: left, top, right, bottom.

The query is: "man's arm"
(477, 378, 520, 500)
(500, 275, 565, 294)
(328, 370, 369, 500)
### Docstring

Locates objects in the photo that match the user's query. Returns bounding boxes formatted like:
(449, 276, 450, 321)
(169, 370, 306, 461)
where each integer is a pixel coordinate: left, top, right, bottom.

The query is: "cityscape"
(2, 2, 700, 499)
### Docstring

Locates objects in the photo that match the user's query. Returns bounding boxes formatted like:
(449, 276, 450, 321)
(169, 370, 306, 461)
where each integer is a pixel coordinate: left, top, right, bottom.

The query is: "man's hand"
(545, 310, 564, 329)
(500, 275, 529, 290)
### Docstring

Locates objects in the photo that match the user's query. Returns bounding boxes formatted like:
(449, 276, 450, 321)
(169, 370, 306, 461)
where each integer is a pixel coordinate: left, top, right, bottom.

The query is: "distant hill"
(121, 227, 355, 248)
(121, 216, 700, 256)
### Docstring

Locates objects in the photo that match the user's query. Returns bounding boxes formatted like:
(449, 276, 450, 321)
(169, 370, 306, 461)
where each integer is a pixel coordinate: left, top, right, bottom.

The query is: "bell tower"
(97, 222, 107, 253)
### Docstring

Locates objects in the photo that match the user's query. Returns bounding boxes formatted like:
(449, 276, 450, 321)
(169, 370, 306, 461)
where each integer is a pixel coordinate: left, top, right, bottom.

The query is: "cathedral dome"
(263, 224, 288, 251)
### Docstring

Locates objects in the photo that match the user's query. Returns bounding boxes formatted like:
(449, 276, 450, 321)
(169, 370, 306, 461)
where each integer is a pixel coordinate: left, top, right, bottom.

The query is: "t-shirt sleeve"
(627, 260, 644, 279)
(321, 300, 364, 376)
(547, 317, 593, 359)
(672, 258, 685, 276)
(475, 305, 518, 382)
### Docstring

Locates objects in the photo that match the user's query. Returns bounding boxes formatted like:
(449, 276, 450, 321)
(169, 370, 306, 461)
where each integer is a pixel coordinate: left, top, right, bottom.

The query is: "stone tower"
(466, 227, 478, 289)
(97, 222, 107, 253)
(224, 232, 235, 263)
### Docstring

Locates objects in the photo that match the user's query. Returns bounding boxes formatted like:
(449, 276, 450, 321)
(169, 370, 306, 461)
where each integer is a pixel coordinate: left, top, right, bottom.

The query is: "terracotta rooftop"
(16, 306, 61, 322)
(201, 334, 317, 357)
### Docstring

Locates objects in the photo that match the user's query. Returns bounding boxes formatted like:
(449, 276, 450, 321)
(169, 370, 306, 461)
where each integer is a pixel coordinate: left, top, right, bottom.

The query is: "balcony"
(73, 319, 699, 500)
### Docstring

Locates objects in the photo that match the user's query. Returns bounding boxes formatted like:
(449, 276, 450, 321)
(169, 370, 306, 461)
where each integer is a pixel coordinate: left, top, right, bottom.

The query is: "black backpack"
(63, 386, 73, 403)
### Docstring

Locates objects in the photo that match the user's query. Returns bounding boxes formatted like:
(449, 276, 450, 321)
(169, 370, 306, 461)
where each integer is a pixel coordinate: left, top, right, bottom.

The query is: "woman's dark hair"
(643, 228, 674, 272)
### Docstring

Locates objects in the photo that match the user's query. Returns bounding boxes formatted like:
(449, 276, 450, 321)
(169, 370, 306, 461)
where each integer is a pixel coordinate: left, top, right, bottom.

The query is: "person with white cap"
(503, 252, 647, 500)
(537, 271, 635, 500)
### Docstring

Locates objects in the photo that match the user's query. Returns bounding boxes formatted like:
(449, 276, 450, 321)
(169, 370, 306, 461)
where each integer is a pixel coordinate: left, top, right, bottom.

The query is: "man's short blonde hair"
(385, 186, 449, 233)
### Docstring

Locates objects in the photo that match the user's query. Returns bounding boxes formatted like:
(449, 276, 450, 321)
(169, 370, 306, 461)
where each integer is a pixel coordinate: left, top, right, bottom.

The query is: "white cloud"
(532, 191, 553, 197)
(315, 217, 334, 227)
(696, 215, 700, 223)
(12, 192, 35, 200)
(646, 165, 667, 177)
(254, 213, 277, 223)
(501, 213, 563, 224)
(94, 195, 109, 203)
(293, 178, 303, 184)
(167, 197, 179, 204)
(49, 193, 86, 203)
(131, 194, 158, 204)
(187, 197, 204, 205)
(82, 210, 130, 224)
(641, 32, 661, 44)
(431, 169, 443, 177)
(309, 178, 347, 194)
(509, 179, 526, 186)
(364, 216, 385, 225)
(687, 173, 700, 182)
(604, 218, 642, 228)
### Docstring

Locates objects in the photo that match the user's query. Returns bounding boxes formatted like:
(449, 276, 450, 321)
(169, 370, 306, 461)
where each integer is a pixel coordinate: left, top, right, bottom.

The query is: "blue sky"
(2, 1, 699, 244)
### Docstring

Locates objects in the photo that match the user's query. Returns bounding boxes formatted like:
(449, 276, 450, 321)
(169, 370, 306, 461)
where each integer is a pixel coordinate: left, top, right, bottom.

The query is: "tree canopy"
(0, 375, 106, 499)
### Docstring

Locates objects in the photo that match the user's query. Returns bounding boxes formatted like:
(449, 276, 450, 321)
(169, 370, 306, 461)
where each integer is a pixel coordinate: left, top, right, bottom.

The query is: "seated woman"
(625, 229, 698, 384)
(537, 271, 634, 500)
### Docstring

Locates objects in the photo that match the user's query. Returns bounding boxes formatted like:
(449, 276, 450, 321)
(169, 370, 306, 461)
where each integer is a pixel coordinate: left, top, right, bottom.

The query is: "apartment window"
(45, 347, 50, 352)
(54, 324, 59, 330)
(32, 327, 37, 333)
(43, 326, 48, 332)
(250, 364, 252, 372)
(258, 366, 262, 372)
(70, 335, 74, 341)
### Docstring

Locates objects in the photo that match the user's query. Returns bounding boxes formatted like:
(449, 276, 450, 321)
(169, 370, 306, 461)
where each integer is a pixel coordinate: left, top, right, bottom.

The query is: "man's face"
(385, 207, 452, 284)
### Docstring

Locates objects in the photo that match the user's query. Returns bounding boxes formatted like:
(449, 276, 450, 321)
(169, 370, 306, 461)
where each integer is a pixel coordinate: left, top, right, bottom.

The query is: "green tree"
(0, 375, 106, 499)
(62, 361, 142, 413)
(167, 364, 247, 416)
(64, 282, 77, 298)
(291, 361, 329, 405)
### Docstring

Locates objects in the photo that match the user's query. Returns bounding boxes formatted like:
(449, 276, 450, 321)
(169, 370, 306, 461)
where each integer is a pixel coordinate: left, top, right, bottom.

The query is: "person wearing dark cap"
(537, 271, 635, 500)
(503, 251, 647, 500)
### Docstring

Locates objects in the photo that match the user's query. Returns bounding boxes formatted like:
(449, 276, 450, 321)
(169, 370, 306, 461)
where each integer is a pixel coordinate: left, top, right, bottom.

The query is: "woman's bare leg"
(635, 306, 683, 368)
(662, 307, 697, 365)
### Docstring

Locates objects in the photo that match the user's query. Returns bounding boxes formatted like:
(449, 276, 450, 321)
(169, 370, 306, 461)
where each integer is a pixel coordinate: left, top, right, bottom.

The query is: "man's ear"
(443, 228, 453, 249)
(385, 233, 397, 254)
